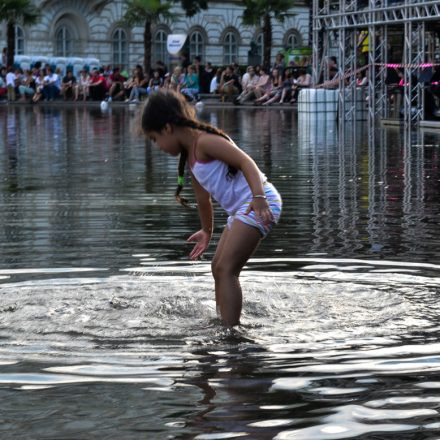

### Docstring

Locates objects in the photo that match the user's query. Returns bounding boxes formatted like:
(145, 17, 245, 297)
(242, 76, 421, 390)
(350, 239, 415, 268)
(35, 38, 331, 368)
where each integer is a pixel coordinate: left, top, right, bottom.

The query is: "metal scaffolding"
(312, 0, 438, 131)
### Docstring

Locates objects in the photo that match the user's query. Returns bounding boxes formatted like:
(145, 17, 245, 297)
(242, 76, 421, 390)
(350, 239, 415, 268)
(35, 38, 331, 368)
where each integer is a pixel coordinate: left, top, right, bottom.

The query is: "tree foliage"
(0, 0, 39, 24)
(177, 0, 208, 17)
(123, 0, 209, 72)
(0, 0, 39, 66)
(123, 0, 176, 73)
(242, 0, 295, 25)
(123, 0, 175, 26)
(242, 0, 296, 68)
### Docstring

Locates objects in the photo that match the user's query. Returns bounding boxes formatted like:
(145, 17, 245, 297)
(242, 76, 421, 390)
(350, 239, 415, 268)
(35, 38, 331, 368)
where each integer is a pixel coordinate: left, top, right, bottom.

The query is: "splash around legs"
(211, 220, 262, 327)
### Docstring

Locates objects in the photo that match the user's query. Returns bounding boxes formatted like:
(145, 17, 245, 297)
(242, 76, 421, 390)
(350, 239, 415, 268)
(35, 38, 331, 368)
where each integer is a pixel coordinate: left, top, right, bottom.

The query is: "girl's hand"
(187, 229, 211, 260)
(245, 198, 274, 227)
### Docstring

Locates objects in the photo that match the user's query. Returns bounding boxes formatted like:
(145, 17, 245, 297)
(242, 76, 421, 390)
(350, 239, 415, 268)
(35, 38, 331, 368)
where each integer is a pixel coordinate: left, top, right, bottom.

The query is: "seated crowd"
(0, 53, 313, 105)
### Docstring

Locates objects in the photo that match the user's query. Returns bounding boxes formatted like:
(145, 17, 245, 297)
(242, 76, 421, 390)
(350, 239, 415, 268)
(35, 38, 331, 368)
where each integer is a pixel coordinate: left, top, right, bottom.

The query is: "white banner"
(167, 34, 187, 55)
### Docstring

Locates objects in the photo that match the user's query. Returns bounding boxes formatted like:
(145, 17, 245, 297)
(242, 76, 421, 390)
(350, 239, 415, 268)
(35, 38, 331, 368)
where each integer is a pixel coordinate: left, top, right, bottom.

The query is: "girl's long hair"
(141, 89, 236, 207)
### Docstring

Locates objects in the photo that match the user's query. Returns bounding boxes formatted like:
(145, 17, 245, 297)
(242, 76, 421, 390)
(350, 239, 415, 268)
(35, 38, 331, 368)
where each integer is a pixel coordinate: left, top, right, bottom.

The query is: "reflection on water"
(1, 106, 439, 269)
(0, 105, 440, 439)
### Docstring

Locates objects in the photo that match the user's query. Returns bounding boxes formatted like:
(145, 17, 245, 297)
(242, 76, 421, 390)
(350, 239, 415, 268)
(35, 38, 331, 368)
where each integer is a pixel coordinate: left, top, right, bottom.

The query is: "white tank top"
(189, 135, 266, 215)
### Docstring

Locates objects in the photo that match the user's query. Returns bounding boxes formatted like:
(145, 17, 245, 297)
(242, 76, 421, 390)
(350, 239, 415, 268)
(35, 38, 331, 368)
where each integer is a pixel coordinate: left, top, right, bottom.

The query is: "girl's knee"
(211, 258, 219, 279)
(212, 259, 238, 279)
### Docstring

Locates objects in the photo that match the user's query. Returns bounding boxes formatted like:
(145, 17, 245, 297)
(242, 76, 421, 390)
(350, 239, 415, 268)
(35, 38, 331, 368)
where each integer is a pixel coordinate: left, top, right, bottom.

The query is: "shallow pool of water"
(0, 104, 440, 439)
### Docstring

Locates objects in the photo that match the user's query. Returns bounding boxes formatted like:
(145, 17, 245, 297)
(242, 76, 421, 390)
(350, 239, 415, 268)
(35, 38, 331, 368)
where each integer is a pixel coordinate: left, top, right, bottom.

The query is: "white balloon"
(195, 101, 204, 112)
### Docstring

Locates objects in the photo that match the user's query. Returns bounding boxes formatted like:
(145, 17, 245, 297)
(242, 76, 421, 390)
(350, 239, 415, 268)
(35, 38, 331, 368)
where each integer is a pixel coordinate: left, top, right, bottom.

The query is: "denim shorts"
(227, 182, 282, 238)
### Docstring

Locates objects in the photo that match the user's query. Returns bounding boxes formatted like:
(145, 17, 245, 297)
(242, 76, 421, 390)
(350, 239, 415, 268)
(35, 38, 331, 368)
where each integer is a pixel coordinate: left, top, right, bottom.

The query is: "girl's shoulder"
(194, 131, 233, 161)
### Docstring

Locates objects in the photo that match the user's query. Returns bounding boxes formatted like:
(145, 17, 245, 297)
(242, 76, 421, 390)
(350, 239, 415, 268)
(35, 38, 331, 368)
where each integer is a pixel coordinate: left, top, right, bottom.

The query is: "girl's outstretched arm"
(187, 174, 213, 260)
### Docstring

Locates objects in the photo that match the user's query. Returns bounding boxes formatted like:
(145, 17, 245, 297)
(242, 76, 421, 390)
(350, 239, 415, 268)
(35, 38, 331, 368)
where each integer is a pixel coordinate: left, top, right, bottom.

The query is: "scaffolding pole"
(338, 0, 359, 145)
(338, 1, 358, 113)
(312, 0, 433, 130)
(368, 0, 388, 139)
(314, 0, 440, 30)
(403, 19, 425, 127)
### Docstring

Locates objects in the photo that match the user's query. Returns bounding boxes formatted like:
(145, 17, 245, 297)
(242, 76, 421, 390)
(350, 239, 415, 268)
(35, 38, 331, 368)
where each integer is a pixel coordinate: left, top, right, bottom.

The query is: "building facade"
(0, 0, 310, 69)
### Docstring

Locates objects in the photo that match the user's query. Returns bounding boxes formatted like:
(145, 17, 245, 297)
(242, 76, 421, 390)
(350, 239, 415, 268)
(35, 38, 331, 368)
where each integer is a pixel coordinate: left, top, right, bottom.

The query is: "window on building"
(189, 31, 204, 62)
(153, 30, 168, 66)
(15, 25, 25, 55)
(285, 30, 302, 50)
(112, 28, 128, 68)
(223, 31, 238, 65)
(55, 26, 72, 57)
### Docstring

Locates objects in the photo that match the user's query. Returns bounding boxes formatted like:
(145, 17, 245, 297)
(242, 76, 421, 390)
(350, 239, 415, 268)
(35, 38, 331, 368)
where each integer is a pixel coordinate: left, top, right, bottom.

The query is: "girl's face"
(147, 126, 181, 156)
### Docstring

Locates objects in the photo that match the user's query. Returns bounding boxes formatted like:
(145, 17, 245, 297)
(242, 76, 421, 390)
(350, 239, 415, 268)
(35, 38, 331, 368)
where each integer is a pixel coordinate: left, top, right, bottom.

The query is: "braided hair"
(141, 89, 237, 207)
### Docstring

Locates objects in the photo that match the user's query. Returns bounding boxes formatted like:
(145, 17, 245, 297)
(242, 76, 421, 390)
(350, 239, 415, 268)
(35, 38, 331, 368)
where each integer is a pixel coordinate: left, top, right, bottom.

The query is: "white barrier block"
(14, 55, 32, 71)
(68, 57, 85, 76)
(298, 88, 338, 115)
(327, 89, 336, 111)
(31, 56, 49, 67)
(84, 58, 100, 71)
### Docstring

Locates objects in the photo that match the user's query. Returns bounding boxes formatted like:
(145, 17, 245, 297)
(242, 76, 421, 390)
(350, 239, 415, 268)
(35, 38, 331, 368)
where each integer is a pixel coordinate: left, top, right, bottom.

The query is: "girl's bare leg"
(211, 220, 262, 326)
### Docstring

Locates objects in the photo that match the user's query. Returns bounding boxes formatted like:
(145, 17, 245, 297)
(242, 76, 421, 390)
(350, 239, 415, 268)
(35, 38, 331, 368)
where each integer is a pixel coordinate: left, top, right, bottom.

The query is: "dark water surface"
(1, 104, 440, 439)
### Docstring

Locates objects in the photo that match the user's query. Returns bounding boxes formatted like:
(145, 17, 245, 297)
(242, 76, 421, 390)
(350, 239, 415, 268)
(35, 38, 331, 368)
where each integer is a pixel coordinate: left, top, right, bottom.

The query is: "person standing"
(141, 90, 282, 326)
(6, 67, 18, 101)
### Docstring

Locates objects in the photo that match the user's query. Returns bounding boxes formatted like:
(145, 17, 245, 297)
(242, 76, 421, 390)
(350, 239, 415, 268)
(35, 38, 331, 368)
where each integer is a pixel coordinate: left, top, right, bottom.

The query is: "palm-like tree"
(123, 0, 176, 74)
(242, 0, 296, 69)
(178, 0, 207, 17)
(0, 0, 39, 67)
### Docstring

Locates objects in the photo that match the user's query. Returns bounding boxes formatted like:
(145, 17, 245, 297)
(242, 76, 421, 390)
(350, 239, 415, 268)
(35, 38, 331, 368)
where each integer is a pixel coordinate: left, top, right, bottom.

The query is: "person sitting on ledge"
(32, 70, 45, 103)
(42, 67, 60, 101)
(170, 66, 185, 92)
(254, 68, 280, 105)
(147, 69, 164, 96)
(108, 67, 127, 101)
(18, 70, 35, 102)
(279, 69, 294, 103)
(61, 69, 76, 100)
(218, 65, 241, 102)
(88, 68, 107, 101)
(249, 67, 271, 104)
(0, 74, 7, 101)
(209, 68, 222, 95)
(126, 68, 149, 102)
(291, 68, 312, 103)
(235, 65, 260, 104)
(75, 69, 90, 101)
(263, 69, 293, 105)
(180, 65, 199, 101)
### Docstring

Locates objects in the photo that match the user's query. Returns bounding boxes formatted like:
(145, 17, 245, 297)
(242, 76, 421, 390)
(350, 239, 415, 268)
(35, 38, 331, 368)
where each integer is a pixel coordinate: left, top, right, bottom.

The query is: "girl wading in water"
(141, 90, 282, 326)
